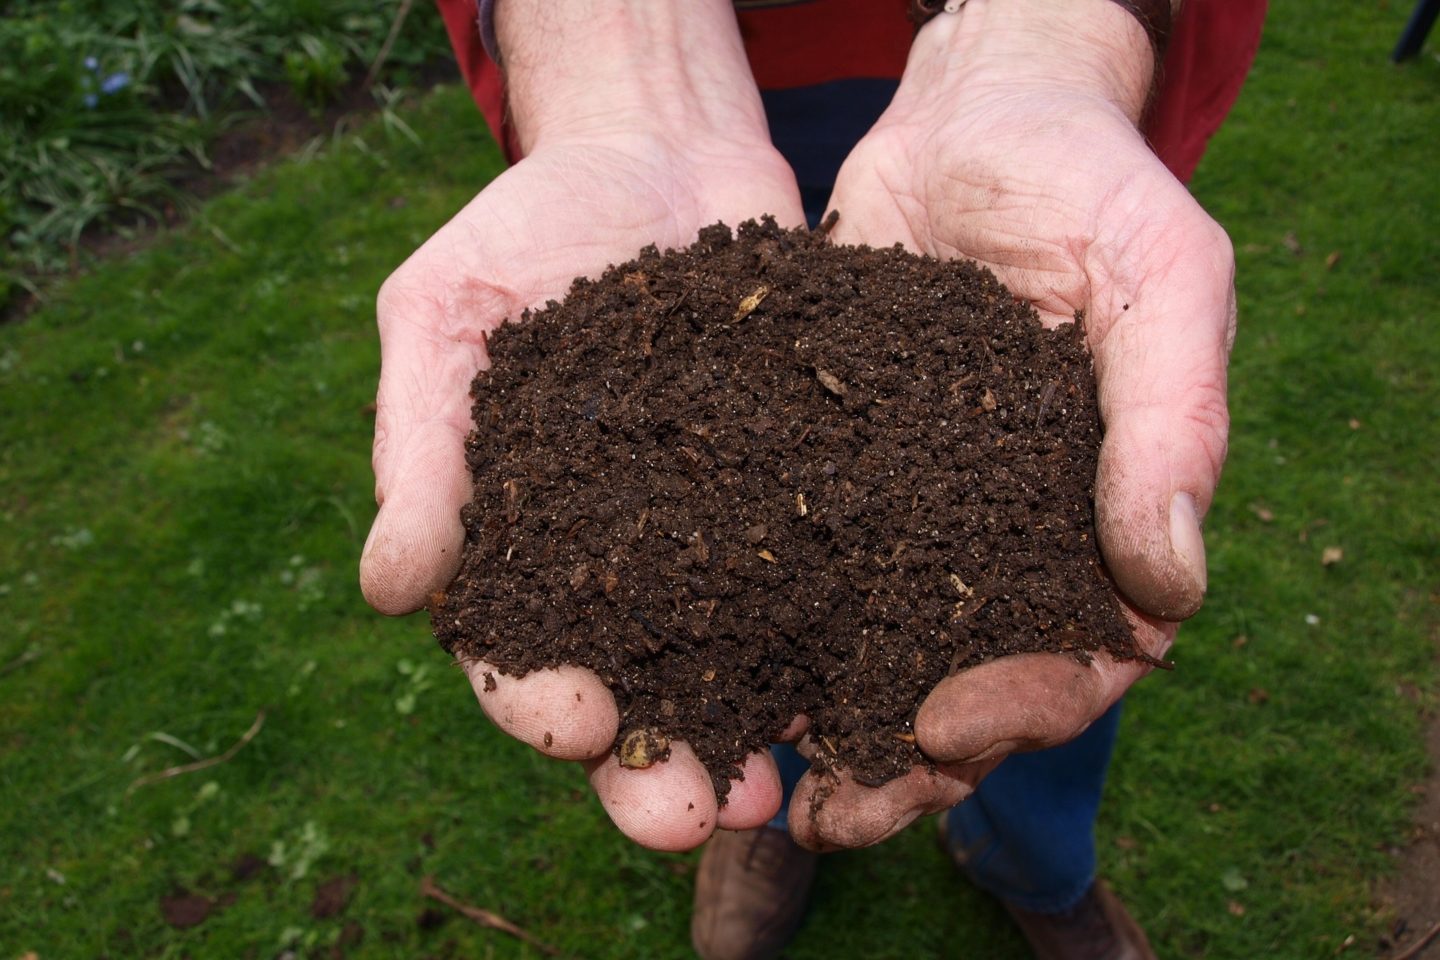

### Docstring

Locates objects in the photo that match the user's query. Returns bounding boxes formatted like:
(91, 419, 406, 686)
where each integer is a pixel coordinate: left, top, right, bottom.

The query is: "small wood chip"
(744, 523, 768, 544)
(1321, 545, 1343, 566)
(795, 492, 808, 517)
(980, 387, 997, 412)
(701, 668, 716, 682)
(757, 549, 777, 564)
(733, 284, 770, 322)
(502, 479, 524, 524)
(815, 369, 847, 397)
(619, 728, 671, 769)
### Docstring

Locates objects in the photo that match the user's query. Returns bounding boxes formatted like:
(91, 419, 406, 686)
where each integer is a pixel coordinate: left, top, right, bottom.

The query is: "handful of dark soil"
(431, 216, 1140, 800)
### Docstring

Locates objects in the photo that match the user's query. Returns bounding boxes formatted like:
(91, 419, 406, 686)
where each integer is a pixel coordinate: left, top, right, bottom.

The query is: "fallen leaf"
(1282, 230, 1303, 255)
(1248, 502, 1275, 523)
(1227, 899, 1247, 917)
(311, 873, 358, 920)
(1114, 835, 1139, 850)
(1248, 687, 1270, 705)
(1348, 417, 1361, 430)
(1321, 546, 1343, 566)
(1324, 250, 1341, 270)
(161, 890, 213, 928)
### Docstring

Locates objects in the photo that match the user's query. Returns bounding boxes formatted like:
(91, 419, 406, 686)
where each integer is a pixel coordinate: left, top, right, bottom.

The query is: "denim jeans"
(759, 80, 1122, 914)
(767, 703, 1122, 914)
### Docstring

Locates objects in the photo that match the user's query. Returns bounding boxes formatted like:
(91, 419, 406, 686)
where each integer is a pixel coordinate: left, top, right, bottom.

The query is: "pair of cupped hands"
(360, 1, 1233, 853)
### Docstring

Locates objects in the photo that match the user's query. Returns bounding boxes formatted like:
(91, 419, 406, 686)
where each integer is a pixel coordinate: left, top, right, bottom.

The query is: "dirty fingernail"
(1169, 492, 1207, 597)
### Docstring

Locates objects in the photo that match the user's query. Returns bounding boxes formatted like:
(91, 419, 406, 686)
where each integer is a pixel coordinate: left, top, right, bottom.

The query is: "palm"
(362, 133, 805, 851)
(787, 91, 1235, 850)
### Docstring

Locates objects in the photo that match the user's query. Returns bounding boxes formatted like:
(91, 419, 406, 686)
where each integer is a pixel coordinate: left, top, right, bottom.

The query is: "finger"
(914, 611, 1172, 763)
(715, 751, 783, 831)
(360, 270, 503, 615)
(1087, 184, 1236, 621)
(586, 741, 719, 852)
(465, 660, 618, 760)
(787, 762, 992, 852)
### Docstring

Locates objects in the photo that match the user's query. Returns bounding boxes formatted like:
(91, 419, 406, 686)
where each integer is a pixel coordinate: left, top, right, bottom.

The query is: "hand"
(360, 0, 807, 851)
(787, 0, 1234, 850)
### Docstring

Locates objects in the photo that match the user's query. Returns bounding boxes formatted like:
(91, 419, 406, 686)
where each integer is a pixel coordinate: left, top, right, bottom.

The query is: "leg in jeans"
(767, 700, 1121, 910)
(941, 702, 1124, 913)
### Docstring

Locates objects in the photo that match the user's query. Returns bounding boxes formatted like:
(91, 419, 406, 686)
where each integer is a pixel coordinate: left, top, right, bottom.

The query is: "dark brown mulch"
(432, 216, 1142, 800)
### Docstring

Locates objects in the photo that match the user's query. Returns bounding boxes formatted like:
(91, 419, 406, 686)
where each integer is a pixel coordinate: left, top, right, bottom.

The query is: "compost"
(431, 216, 1140, 799)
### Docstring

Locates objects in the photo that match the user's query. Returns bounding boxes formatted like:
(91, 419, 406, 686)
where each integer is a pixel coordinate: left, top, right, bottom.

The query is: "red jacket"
(435, 0, 1266, 184)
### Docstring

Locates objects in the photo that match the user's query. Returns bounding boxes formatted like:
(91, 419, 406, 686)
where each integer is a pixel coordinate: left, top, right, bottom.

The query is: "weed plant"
(0, 0, 450, 308)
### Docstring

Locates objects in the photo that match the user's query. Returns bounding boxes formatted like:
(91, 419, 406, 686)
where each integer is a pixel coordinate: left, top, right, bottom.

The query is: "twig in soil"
(420, 875, 562, 957)
(815, 210, 840, 236)
(126, 711, 265, 796)
(1392, 919, 1440, 960)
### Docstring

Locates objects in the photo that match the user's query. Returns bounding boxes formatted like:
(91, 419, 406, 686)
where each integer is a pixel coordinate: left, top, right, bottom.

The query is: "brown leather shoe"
(1003, 881, 1157, 960)
(691, 827, 819, 960)
(936, 815, 1156, 960)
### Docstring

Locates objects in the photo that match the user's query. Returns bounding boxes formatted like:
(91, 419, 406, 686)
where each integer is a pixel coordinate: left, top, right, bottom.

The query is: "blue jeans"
(768, 704, 1123, 914)
(759, 80, 1121, 915)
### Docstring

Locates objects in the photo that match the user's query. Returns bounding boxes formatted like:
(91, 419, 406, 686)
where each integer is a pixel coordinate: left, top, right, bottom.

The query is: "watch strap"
(909, 0, 1173, 66)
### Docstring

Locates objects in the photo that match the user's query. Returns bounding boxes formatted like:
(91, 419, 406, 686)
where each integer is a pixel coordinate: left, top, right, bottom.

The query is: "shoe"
(937, 815, 1156, 960)
(691, 826, 819, 960)
(1002, 882, 1157, 960)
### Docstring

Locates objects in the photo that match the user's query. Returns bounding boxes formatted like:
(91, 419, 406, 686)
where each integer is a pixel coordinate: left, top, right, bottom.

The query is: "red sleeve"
(1146, 0, 1269, 182)
(435, 0, 521, 163)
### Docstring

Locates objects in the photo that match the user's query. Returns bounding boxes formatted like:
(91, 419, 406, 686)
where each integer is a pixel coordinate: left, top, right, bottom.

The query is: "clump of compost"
(431, 216, 1141, 800)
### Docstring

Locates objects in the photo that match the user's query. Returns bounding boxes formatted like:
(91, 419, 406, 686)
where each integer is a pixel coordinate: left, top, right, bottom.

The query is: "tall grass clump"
(0, 0, 451, 309)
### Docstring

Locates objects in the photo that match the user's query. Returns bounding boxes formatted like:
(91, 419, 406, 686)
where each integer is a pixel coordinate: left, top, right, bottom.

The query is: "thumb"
(360, 275, 497, 615)
(1090, 201, 1235, 622)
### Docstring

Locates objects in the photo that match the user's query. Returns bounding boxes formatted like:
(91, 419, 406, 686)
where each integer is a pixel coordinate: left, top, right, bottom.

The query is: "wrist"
(900, 0, 1156, 125)
(495, 0, 772, 154)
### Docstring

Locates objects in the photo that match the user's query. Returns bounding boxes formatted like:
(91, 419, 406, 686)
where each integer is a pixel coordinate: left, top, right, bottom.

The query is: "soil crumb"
(432, 217, 1139, 799)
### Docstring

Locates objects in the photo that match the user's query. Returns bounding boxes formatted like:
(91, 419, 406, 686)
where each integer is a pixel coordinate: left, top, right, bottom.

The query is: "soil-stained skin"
(432, 217, 1137, 801)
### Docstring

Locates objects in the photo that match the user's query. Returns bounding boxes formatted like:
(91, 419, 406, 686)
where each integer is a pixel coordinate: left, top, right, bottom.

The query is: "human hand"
(788, 0, 1234, 850)
(360, 0, 806, 851)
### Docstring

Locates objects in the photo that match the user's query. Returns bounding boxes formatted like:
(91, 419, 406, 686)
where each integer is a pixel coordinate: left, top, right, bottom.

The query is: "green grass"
(1, 2, 1438, 956)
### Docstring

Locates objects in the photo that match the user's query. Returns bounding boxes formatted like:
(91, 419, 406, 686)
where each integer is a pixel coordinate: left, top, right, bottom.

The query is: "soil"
(431, 216, 1143, 800)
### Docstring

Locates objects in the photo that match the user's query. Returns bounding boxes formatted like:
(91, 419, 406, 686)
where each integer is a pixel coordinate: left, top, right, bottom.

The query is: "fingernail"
(1169, 492, 1208, 597)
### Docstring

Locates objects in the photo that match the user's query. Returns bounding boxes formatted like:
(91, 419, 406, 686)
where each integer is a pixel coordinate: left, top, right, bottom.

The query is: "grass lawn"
(2, 2, 1437, 957)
